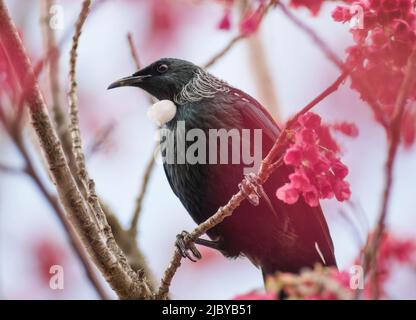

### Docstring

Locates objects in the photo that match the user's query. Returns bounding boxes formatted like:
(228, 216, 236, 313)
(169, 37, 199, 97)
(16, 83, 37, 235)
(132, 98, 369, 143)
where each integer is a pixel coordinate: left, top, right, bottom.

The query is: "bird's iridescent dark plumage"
(108, 58, 337, 275)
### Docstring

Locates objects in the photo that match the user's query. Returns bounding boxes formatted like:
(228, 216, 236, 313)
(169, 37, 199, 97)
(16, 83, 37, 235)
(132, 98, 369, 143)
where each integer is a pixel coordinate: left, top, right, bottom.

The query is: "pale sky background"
(1, 0, 415, 299)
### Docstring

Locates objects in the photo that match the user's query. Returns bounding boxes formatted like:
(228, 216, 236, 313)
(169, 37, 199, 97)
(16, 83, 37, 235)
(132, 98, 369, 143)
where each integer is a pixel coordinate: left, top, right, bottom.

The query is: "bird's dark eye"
(157, 64, 168, 73)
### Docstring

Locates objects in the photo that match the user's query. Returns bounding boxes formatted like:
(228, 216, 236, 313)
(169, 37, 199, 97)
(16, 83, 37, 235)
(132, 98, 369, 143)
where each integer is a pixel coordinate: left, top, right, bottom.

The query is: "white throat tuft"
(147, 100, 177, 126)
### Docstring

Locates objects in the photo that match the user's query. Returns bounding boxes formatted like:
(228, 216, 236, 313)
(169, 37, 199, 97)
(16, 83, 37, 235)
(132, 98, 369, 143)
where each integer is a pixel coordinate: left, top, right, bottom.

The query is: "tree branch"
(0, 162, 24, 174)
(68, 0, 93, 189)
(0, 0, 153, 299)
(156, 70, 348, 299)
(125, 32, 157, 236)
(203, 34, 244, 69)
(127, 32, 141, 70)
(1, 95, 110, 299)
(277, 2, 389, 131)
(363, 49, 416, 299)
(129, 145, 157, 235)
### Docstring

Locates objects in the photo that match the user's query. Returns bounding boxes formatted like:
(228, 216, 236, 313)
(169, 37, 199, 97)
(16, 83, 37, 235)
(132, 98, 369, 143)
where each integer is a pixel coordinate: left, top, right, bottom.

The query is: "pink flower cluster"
(240, 1, 266, 35)
(276, 112, 355, 207)
(265, 265, 353, 300)
(290, 0, 324, 15)
(216, 0, 267, 35)
(332, 0, 416, 147)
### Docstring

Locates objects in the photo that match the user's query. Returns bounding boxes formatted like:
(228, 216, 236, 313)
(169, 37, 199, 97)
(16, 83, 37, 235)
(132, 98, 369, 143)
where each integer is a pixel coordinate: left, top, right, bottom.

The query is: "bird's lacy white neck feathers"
(174, 68, 230, 105)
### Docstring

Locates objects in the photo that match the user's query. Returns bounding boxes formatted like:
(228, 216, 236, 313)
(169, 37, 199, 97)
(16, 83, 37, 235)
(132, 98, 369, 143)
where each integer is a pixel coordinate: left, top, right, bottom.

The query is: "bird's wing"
(229, 87, 336, 268)
(228, 87, 280, 142)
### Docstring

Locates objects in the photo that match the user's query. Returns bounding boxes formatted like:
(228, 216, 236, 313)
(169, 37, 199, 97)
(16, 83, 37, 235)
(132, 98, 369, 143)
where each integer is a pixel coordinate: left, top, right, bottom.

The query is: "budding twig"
(277, 2, 389, 131)
(204, 0, 275, 69)
(156, 70, 348, 299)
(204, 35, 244, 69)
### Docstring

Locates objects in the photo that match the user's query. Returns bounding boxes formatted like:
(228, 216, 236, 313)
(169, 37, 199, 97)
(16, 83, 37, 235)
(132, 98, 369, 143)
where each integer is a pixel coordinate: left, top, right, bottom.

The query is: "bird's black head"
(107, 58, 199, 101)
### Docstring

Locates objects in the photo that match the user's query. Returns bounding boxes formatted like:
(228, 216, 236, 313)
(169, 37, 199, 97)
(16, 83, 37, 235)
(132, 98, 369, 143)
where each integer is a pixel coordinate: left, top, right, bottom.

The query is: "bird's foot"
(175, 231, 202, 262)
(239, 172, 263, 206)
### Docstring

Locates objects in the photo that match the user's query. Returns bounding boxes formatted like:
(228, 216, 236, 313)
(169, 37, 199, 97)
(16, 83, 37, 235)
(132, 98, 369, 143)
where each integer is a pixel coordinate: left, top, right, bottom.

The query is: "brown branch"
(68, 0, 93, 188)
(277, 2, 343, 68)
(156, 70, 348, 299)
(125, 32, 157, 236)
(34, 0, 108, 83)
(1, 99, 109, 299)
(0, 0, 153, 299)
(41, 0, 65, 132)
(105, 210, 155, 288)
(40, 0, 76, 168)
(203, 34, 244, 69)
(0, 162, 24, 174)
(129, 144, 157, 235)
(126, 32, 157, 105)
(127, 32, 141, 70)
(363, 49, 416, 299)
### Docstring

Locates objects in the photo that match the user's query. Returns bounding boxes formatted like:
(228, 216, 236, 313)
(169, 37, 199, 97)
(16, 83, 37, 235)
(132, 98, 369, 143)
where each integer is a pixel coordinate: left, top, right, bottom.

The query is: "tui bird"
(108, 58, 336, 277)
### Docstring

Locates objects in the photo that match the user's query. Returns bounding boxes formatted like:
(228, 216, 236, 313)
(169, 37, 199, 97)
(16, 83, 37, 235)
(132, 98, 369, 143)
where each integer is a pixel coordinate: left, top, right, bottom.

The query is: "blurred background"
(1, 0, 415, 299)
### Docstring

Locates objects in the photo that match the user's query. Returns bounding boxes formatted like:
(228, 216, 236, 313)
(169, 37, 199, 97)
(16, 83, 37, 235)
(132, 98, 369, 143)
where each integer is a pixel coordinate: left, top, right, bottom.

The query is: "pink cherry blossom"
(276, 112, 355, 207)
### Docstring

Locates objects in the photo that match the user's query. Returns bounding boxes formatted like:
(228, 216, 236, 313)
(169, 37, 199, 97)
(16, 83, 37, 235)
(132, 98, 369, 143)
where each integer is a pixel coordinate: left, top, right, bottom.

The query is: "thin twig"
(40, 0, 74, 163)
(127, 32, 141, 70)
(277, 2, 389, 130)
(203, 34, 244, 69)
(0, 162, 24, 174)
(126, 32, 155, 107)
(34, 0, 108, 82)
(129, 144, 157, 235)
(126, 32, 157, 235)
(277, 2, 343, 68)
(68, 0, 92, 187)
(156, 70, 348, 299)
(85, 121, 115, 158)
(203, 0, 275, 69)
(68, 1, 110, 231)
(363, 49, 416, 299)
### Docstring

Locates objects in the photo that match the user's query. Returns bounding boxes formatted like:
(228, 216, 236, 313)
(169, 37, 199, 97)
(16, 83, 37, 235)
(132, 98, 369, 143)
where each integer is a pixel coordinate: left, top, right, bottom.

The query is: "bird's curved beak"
(107, 74, 151, 90)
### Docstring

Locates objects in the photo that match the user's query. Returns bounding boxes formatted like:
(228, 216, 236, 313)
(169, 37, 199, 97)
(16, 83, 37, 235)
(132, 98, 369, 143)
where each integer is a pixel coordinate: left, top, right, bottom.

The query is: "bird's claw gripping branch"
(175, 231, 202, 262)
(238, 172, 263, 206)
